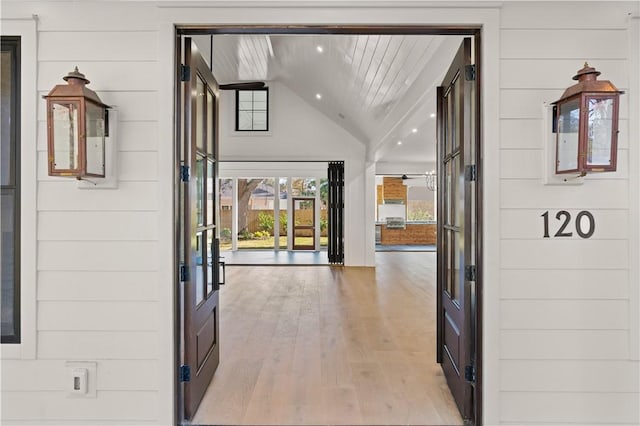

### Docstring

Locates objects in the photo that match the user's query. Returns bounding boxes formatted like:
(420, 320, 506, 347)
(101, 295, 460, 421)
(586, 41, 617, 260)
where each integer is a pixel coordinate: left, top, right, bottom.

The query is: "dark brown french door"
(181, 37, 221, 420)
(437, 37, 477, 422)
(292, 197, 315, 250)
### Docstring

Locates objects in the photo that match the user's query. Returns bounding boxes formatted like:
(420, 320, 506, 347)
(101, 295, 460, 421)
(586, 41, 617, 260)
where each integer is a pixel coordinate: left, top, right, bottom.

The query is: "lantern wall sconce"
(44, 67, 118, 188)
(552, 63, 624, 177)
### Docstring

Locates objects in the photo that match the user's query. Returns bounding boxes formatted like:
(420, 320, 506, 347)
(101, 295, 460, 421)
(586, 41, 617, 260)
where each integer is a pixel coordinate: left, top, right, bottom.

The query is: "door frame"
(173, 24, 484, 425)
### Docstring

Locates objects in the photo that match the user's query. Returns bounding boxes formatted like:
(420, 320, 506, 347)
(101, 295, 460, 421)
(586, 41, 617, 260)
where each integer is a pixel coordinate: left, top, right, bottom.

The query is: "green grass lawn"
(220, 236, 327, 250)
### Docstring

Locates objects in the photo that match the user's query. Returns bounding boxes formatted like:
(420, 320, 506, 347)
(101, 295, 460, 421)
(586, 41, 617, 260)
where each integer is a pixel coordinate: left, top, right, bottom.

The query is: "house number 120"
(541, 211, 595, 239)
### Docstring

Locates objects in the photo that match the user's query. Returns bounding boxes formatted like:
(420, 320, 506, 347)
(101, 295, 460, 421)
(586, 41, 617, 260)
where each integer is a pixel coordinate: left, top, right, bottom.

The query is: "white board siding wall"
(1, 2, 166, 424)
(499, 2, 640, 425)
(0, 2, 637, 426)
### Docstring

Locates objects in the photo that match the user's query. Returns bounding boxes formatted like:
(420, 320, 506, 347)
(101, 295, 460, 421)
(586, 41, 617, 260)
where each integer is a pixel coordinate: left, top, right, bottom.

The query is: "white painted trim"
(287, 177, 293, 249)
(628, 14, 639, 361)
(274, 176, 280, 251)
(155, 1, 505, 8)
(157, 20, 177, 426)
(231, 178, 238, 250)
(365, 161, 377, 266)
(1, 17, 37, 361)
(479, 8, 501, 426)
(315, 177, 321, 250)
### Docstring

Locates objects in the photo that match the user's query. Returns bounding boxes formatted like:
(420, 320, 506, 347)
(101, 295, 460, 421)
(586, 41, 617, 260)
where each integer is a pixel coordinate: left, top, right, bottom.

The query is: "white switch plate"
(65, 361, 97, 398)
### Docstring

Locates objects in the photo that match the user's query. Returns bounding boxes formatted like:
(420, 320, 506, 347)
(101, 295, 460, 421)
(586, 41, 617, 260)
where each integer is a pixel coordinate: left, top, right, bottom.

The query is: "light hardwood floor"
(191, 252, 463, 425)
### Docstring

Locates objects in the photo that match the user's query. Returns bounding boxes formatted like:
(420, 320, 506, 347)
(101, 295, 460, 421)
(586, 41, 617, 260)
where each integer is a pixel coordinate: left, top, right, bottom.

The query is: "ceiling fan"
(218, 82, 266, 91)
(402, 172, 437, 191)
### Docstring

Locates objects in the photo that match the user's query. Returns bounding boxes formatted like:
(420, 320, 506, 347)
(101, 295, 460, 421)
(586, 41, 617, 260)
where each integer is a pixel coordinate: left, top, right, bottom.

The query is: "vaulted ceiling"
(193, 33, 464, 166)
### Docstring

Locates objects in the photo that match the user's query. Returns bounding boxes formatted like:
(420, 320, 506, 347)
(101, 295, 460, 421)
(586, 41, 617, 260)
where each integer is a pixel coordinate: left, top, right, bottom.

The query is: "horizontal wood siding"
(1, 391, 158, 422)
(1, 4, 162, 424)
(500, 360, 639, 393)
(498, 2, 639, 424)
(38, 271, 159, 301)
(2, 359, 159, 391)
(500, 392, 639, 424)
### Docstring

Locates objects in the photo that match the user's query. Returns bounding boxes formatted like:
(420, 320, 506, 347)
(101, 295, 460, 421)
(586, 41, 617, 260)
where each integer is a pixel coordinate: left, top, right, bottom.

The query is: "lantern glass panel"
(52, 102, 79, 171)
(85, 102, 105, 176)
(586, 96, 614, 167)
(556, 98, 580, 172)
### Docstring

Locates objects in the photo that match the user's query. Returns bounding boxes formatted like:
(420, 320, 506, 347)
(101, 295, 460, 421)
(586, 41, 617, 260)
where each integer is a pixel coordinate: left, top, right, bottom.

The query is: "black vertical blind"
(327, 161, 344, 264)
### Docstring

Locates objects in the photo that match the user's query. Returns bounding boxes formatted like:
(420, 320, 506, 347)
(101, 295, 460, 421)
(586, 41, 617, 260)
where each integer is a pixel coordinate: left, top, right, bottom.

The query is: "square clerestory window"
(235, 88, 268, 131)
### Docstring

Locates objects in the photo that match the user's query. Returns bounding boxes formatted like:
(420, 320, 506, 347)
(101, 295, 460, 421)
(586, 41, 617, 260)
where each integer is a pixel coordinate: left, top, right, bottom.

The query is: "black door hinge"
(179, 264, 189, 282)
(465, 164, 477, 182)
(465, 265, 477, 281)
(465, 64, 476, 81)
(464, 365, 476, 383)
(180, 165, 190, 182)
(179, 365, 191, 382)
(104, 110, 110, 137)
(180, 64, 191, 82)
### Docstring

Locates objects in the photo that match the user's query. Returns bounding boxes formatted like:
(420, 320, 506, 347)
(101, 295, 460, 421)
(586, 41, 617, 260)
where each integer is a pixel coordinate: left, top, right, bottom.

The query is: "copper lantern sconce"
(552, 63, 623, 176)
(44, 67, 110, 179)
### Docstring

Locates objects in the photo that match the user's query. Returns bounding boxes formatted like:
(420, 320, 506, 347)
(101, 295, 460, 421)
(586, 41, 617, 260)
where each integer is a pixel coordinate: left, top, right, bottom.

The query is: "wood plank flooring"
(191, 252, 463, 425)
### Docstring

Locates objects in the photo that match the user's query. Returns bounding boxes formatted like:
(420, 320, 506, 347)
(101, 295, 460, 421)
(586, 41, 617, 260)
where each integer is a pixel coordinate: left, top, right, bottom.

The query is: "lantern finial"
(573, 62, 601, 81)
(63, 66, 90, 85)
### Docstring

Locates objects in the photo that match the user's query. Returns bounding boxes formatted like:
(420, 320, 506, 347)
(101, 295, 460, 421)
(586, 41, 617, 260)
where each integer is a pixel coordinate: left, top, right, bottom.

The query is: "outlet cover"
(65, 361, 97, 398)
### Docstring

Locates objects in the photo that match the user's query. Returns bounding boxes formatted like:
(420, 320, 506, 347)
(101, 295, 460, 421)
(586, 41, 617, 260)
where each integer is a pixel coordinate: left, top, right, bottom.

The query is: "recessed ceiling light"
(397, 141, 402, 145)
(316, 93, 322, 100)
(430, 113, 436, 118)
(316, 45, 324, 53)
(412, 128, 418, 133)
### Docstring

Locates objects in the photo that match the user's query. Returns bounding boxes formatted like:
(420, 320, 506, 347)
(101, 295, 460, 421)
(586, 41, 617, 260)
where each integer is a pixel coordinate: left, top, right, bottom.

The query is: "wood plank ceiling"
(194, 34, 462, 165)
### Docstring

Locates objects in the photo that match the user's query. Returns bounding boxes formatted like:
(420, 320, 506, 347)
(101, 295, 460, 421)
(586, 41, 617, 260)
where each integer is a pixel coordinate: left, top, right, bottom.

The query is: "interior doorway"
(175, 26, 482, 426)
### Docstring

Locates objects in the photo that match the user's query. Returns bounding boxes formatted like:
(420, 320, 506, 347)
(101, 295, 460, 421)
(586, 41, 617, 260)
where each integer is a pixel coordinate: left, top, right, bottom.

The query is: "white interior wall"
(219, 82, 371, 266)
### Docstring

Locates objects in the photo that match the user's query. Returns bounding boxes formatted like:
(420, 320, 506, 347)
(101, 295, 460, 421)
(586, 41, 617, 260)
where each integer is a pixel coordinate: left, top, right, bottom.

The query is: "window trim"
(1, 36, 21, 344)
(235, 88, 269, 132)
(1, 18, 36, 360)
